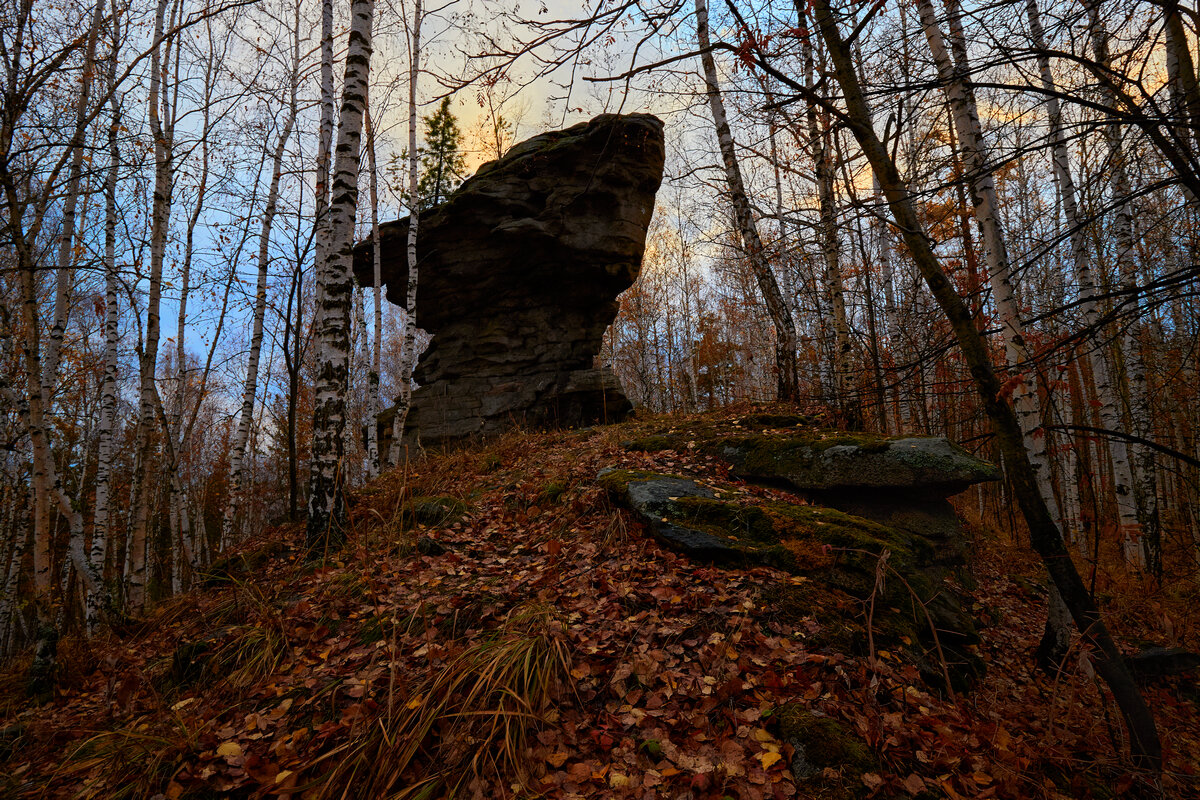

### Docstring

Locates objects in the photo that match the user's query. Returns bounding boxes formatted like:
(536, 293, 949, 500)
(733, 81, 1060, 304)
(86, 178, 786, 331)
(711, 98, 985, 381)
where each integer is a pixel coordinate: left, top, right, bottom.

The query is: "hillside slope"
(3, 406, 1198, 799)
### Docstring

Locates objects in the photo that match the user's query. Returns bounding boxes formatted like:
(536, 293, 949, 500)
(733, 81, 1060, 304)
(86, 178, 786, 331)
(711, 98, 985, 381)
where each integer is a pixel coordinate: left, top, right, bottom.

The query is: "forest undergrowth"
(2, 406, 1198, 799)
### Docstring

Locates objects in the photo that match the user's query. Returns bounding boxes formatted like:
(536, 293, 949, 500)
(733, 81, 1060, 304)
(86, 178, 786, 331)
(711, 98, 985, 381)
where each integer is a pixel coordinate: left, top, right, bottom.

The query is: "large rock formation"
(354, 113, 666, 450)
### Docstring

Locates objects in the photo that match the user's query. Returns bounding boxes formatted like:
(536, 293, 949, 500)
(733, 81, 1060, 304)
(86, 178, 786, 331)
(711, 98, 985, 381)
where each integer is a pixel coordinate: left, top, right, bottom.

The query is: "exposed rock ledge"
(354, 113, 666, 452)
(607, 414, 1001, 689)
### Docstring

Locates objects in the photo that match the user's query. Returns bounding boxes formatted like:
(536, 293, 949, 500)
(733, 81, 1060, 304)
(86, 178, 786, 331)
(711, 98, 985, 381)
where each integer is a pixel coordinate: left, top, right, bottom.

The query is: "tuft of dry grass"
(308, 602, 571, 799)
(208, 620, 291, 689)
(55, 714, 199, 799)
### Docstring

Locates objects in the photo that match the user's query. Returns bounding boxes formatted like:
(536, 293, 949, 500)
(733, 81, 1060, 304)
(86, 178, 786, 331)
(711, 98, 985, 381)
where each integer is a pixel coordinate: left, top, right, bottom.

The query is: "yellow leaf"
(758, 751, 782, 770)
(216, 741, 242, 758)
(275, 770, 294, 784)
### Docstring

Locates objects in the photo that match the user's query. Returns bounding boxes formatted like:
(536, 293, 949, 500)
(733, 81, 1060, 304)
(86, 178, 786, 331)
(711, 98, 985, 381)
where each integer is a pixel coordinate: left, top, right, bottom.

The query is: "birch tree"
(128, 0, 175, 613)
(799, 8, 854, 420)
(365, 105, 383, 478)
(225, 12, 300, 546)
(1083, 0, 1156, 571)
(388, 0, 424, 466)
(90, 1, 123, 629)
(694, 0, 798, 402)
(1025, 0, 1140, 560)
(308, 0, 375, 550)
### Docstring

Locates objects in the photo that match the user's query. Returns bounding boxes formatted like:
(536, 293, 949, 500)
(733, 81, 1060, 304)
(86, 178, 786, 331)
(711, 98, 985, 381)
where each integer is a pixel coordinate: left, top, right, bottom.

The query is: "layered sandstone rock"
(354, 113, 666, 451)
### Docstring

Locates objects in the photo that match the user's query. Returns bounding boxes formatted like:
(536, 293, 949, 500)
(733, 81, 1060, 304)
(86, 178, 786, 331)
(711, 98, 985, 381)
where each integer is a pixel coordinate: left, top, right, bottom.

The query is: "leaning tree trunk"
(1026, 0, 1140, 567)
(811, 0, 1161, 769)
(695, 0, 798, 402)
(308, 0, 374, 551)
(1163, 0, 1200, 160)
(388, 0, 423, 466)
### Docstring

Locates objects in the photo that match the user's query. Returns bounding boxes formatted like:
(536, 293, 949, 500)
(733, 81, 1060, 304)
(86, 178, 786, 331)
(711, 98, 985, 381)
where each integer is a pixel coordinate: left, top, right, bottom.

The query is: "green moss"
(735, 412, 814, 428)
(622, 435, 683, 452)
(537, 481, 569, 505)
(766, 504, 927, 569)
(670, 497, 780, 544)
(596, 468, 663, 498)
(775, 703, 874, 773)
(406, 496, 470, 527)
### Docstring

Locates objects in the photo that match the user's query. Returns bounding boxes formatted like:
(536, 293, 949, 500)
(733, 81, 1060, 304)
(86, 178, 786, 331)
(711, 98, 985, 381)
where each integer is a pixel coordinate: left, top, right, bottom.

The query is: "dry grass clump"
(309, 602, 571, 799)
(56, 714, 199, 799)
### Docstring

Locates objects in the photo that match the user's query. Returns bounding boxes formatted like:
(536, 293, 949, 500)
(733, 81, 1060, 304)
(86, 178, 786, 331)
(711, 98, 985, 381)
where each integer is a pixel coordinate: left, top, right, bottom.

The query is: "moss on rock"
(406, 496, 470, 527)
(774, 703, 874, 779)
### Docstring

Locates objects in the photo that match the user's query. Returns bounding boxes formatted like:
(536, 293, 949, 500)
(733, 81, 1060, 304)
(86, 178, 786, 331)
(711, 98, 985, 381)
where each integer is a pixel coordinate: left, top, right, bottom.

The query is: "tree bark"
(365, 105, 383, 479)
(308, 0, 374, 550)
(1084, 0, 1154, 569)
(128, 0, 174, 612)
(225, 31, 298, 547)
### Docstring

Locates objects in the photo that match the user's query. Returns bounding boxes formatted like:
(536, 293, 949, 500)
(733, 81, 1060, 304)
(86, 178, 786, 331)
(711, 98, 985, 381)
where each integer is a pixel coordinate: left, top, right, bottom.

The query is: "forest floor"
(2, 404, 1199, 799)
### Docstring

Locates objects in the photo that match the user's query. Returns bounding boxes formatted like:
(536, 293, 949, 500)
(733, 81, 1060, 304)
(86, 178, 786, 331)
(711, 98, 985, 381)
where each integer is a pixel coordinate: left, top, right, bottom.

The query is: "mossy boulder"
(773, 704, 874, 782)
(600, 466, 984, 689)
(711, 434, 999, 495)
(405, 496, 470, 527)
(598, 469, 743, 561)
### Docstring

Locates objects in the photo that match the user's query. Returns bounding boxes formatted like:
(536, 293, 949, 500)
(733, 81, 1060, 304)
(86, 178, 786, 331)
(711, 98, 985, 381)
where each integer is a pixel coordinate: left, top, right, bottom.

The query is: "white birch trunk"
(1026, 0, 1140, 556)
(800, 19, 855, 418)
(917, 0, 1059, 517)
(224, 59, 298, 548)
(873, 175, 911, 433)
(389, 0, 423, 466)
(1084, 0, 1153, 569)
(695, 0, 799, 401)
(308, 0, 374, 548)
(365, 106, 383, 478)
(128, 0, 174, 612)
(312, 0, 336, 334)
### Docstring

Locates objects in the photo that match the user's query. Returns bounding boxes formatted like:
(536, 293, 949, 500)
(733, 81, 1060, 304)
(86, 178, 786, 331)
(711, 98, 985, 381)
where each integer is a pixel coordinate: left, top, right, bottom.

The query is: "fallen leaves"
(6, 416, 1200, 799)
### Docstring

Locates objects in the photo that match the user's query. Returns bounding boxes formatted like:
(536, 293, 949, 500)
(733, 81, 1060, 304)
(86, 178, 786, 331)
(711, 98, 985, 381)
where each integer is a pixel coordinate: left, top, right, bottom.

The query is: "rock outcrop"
(354, 114, 666, 451)
(608, 412, 1002, 689)
(624, 418, 1000, 571)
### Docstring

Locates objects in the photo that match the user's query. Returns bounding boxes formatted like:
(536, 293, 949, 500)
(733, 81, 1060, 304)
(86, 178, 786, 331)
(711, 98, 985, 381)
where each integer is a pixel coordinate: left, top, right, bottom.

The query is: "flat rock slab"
(712, 434, 1001, 496)
(598, 469, 739, 561)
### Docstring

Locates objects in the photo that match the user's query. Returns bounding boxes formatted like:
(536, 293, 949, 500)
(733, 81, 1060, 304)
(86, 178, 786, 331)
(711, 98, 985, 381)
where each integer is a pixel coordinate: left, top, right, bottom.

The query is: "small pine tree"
(416, 97, 466, 209)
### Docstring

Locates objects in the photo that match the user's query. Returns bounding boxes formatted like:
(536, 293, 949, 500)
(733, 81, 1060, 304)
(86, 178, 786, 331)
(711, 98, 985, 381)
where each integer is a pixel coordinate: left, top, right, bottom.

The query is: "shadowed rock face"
(354, 113, 665, 450)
